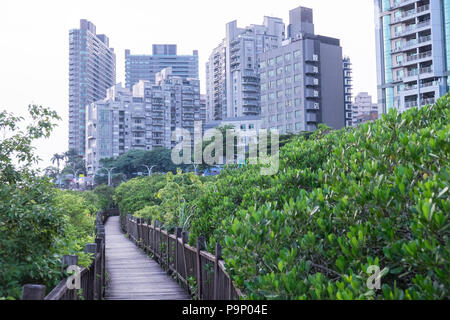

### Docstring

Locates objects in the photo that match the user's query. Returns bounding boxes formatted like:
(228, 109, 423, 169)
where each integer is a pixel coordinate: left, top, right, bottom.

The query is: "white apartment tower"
(206, 17, 286, 121)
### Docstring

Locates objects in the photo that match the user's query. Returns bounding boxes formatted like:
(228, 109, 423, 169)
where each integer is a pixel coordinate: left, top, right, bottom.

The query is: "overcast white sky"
(0, 0, 377, 169)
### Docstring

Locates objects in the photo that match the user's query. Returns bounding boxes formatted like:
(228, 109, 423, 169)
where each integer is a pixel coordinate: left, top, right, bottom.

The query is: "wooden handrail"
(125, 214, 244, 300)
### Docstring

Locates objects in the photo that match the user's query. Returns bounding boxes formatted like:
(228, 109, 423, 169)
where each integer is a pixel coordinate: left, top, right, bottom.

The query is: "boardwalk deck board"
(105, 216, 191, 300)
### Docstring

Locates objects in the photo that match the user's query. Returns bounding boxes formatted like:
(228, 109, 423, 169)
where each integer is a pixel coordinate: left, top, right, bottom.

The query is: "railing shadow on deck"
(122, 214, 244, 300)
(21, 208, 120, 300)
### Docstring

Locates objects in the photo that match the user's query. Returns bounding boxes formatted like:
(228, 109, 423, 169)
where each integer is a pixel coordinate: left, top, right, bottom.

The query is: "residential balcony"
(402, 35, 432, 51)
(305, 65, 319, 74)
(306, 101, 320, 110)
(404, 97, 435, 109)
(404, 51, 432, 65)
(393, 20, 431, 38)
(305, 77, 319, 86)
(306, 112, 317, 122)
(305, 89, 320, 99)
(392, 5, 430, 24)
(390, 0, 417, 10)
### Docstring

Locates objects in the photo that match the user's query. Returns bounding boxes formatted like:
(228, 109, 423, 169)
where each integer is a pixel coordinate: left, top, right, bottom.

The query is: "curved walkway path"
(104, 216, 190, 300)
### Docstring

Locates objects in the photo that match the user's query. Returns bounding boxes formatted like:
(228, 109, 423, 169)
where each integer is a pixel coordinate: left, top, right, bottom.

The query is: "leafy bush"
(114, 174, 167, 218)
(135, 96, 449, 300)
(93, 185, 115, 210)
(134, 170, 211, 230)
(0, 106, 100, 299)
(220, 96, 449, 299)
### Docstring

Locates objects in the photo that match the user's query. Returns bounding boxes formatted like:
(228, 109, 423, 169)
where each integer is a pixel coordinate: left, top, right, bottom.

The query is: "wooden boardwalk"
(104, 216, 191, 300)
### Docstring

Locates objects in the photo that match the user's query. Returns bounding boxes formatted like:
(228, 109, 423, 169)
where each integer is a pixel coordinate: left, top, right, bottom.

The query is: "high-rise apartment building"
(125, 45, 199, 88)
(352, 92, 379, 126)
(343, 57, 354, 127)
(374, 0, 450, 114)
(206, 17, 285, 121)
(259, 6, 347, 133)
(69, 19, 116, 156)
(86, 68, 203, 175)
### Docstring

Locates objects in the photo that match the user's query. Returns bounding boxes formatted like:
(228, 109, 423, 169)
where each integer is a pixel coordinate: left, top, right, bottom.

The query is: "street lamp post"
(99, 167, 116, 187)
(141, 165, 156, 176)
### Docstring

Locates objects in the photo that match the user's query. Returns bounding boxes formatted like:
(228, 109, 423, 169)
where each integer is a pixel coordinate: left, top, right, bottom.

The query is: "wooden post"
(62, 255, 78, 300)
(175, 228, 182, 275)
(166, 230, 170, 270)
(85, 243, 97, 300)
(22, 284, 46, 300)
(213, 243, 222, 300)
(153, 220, 158, 255)
(95, 237, 103, 300)
(182, 231, 189, 281)
(196, 236, 205, 300)
(147, 219, 152, 252)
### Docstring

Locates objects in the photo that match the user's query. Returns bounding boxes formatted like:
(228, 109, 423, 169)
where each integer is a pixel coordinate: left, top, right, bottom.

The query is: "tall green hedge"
(189, 95, 449, 299)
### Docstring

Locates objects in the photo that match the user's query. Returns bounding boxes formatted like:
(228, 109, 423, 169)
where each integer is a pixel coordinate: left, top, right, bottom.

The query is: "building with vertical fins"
(69, 19, 116, 156)
(374, 0, 450, 114)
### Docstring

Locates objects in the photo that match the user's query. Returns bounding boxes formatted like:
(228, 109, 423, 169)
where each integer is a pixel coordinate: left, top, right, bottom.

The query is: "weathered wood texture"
(125, 215, 243, 300)
(105, 216, 190, 300)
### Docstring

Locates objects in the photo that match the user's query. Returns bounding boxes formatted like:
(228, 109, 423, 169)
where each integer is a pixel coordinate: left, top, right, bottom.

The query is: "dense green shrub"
(134, 171, 211, 230)
(93, 185, 115, 210)
(147, 95, 449, 300)
(0, 106, 100, 299)
(114, 174, 167, 218)
(113, 95, 449, 299)
(220, 96, 449, 299)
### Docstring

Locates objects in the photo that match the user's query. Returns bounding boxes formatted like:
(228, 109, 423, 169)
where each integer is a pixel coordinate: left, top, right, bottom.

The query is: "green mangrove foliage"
(116, 95, 449, 300)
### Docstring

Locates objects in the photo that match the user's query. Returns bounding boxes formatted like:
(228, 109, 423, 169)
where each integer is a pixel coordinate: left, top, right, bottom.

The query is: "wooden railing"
(124, 214, 244, 300)
(21, 209, 118, 300)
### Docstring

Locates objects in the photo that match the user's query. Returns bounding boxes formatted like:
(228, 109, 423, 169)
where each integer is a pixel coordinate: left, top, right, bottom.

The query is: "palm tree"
(51, 153, 64, 170)
(50, 153, 65, 188)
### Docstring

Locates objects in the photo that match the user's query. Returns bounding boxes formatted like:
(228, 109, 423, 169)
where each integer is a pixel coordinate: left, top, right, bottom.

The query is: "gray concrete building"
(352, 92, 379, 126)
(86, 68, 203, 175)
(125, 45, 199, 88)
(206, 17, 285, 121)
(374, 0, 450, 114)
(259, 6, 347, 134)
(69, 19, 116, 156)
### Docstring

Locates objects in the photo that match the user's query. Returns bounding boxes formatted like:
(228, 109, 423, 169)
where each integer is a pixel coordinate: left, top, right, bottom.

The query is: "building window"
(277, 79, 283, 87)
(295, 86, 301, 95)
(285, 65, 292, 73)
(286, 76, 292, 85)
(269, 58, 275, 67)
(277, 114, 283, 121)
(294, 74, 302, 83)
(295, 110, 302, 118)
(294, 50, 301, 59)
(294, 63, 301, 72)
(295, 98, 302, 107)
(277, 91, 283, 98)
(295, 122, 302, 130)
(269, 70, 275, 78)
(277, 67, 283, 76)
(285, 53, 292, 62)
(276, 56, 283, 65)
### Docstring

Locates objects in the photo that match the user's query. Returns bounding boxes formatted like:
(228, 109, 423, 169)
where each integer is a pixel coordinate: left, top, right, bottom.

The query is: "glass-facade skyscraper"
(374, 0, 450, 114)
(69, 19, 116, 156)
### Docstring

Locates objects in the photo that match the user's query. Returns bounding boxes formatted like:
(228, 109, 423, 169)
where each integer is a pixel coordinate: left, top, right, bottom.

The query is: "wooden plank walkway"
(104, 216, 191, 300)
